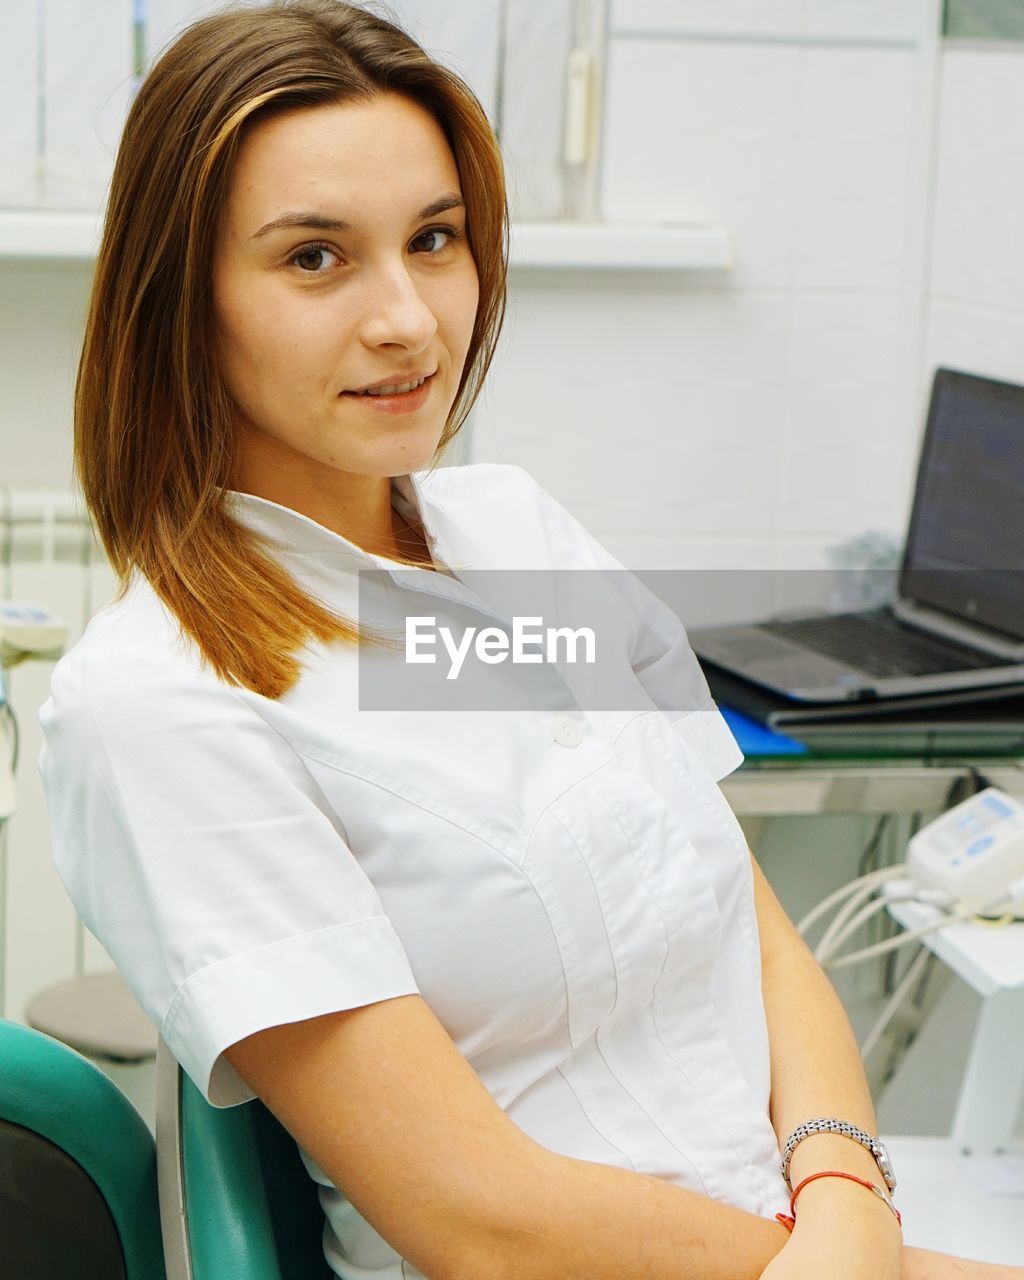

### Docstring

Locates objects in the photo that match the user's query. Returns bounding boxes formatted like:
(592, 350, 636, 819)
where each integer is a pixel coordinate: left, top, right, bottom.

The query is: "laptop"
(689, 368, 1024, 703)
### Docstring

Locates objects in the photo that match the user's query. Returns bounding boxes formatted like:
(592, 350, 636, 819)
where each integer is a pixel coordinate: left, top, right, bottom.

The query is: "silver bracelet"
(781, 1117, 897, 1192)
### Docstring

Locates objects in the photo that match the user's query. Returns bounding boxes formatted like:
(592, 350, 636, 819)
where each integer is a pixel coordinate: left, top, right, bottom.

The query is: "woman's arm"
(750, 852, 1024, 1280)
(751, 851, 899, 1186)
(226, 993, 794, 1280)
(224, 870, 1021, 1280)
(751, 850, 906, 1276)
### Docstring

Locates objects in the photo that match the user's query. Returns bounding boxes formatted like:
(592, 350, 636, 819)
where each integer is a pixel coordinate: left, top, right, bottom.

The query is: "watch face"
(875, 1142, 897, 1190)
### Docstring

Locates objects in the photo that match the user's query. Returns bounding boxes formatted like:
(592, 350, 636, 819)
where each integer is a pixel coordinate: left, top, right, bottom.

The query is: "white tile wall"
(920, 41, 1024, 472)
(610, 0, 804, 40)
(41, 0, 134, 209)
(925, 300, 1024, 387)
(929, 49, 1024, 318)
(0, 4, 38, 207)
(602, 38, 801, 290)
(779, 290, 915, 536)
(792, 47, 919, 292)
(472, 278, 789, 549)
(0, 264, 91, 490)
(803, 0, 924, 44)
(611, 0, 925, 44)
(488, 25, 938, 561)
(781, 374, 911, 534)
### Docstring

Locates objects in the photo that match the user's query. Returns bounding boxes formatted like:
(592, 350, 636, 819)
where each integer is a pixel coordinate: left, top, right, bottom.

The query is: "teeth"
(355, 376, 427, 397)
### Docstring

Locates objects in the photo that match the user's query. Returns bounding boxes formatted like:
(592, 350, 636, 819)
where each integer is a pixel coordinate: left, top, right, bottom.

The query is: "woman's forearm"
(475, 1143, 792, 1280)
(750, 854, 891, 1189)
(230, 990, 795, 1280)
(751, 857, 1023, 1279)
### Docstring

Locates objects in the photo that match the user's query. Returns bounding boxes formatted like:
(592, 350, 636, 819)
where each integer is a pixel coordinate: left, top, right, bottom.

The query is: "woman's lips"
(342, 372, 435, 414)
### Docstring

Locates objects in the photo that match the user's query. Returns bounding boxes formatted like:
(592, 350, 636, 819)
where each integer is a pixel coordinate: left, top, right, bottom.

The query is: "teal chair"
(0, 1017, 166, 1279)
(156, 1035, 333, 1280)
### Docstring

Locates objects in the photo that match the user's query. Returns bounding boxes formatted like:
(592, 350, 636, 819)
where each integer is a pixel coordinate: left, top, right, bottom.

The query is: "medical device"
(906, 788, 1024, 915)
(797, 787, 1024, 1058)
(0, 601, 68, 824)
(0, 600, 67, 667)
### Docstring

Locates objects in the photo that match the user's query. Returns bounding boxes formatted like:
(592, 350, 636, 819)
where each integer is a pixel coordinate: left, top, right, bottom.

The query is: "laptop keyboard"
(761, 609, 1010, 679)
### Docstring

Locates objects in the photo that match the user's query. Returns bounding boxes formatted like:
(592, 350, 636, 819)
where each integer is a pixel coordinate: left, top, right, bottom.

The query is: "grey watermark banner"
(355, 567, 1024, 712)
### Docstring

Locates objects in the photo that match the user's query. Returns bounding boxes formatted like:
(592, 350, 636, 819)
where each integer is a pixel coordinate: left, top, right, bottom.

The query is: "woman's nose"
(357, 262, 439, 349)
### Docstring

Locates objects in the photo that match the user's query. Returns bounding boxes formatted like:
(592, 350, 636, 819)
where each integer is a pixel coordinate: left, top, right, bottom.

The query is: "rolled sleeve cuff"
(161, 914, 420, 1108)
(671, 705, 744, 782)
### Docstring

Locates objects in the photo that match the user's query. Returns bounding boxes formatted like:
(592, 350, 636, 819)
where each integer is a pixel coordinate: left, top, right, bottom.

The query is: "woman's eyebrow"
(250, 193, 465, 239)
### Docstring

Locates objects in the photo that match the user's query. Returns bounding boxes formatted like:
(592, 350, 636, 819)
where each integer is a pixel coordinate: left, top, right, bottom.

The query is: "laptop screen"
(900, 368, 1024, 641)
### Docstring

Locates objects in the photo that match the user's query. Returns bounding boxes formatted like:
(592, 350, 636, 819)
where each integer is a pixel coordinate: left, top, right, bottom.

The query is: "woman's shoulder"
(43, 575, 234, 741)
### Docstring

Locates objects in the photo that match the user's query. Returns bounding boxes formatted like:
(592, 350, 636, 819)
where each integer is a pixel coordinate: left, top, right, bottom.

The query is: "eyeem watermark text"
(406, 615, 597, 680)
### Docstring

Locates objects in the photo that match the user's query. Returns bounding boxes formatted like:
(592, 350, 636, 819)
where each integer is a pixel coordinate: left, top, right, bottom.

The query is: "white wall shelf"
(0, 210, 104, 261)
(510, 220, 733, 269)
(0, 210, 733, 271)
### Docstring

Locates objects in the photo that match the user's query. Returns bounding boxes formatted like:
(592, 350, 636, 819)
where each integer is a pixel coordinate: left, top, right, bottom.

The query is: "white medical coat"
(39, 462, 790, 1279)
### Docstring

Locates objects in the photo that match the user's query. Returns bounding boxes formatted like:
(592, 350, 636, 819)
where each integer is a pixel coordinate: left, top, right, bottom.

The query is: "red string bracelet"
(775, 1170, 903, 1233)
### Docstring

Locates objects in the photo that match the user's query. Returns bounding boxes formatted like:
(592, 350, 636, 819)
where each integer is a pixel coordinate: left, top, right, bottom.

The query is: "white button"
(551, 714, 584, 748)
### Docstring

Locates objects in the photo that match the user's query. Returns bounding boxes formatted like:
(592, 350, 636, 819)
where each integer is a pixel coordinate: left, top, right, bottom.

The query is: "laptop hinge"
(892, 597, 1024, 662)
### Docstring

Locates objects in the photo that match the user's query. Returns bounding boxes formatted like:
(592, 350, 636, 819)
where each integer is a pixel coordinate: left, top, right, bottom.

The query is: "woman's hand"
(759, 1230, 895, 1280)
(758, 1186, 903, 1280)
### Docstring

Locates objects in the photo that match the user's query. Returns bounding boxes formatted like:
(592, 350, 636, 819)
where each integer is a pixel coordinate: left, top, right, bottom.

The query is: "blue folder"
(719, 704, 808, 757)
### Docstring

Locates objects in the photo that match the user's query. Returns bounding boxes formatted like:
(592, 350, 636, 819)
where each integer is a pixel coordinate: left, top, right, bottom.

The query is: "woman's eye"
(413, 224, 463, 255)
(290, 244, 339, 274)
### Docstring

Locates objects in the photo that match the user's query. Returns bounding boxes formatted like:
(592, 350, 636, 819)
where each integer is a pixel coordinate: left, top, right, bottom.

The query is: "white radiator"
(0, 488, 117, 1024)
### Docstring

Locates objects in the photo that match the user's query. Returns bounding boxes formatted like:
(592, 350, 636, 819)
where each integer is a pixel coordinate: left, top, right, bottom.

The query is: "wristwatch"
(781, 1118, 897, 1192)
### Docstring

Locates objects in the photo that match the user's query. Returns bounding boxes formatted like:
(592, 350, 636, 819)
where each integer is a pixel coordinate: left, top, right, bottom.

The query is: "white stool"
(25, 970, 158, 1134)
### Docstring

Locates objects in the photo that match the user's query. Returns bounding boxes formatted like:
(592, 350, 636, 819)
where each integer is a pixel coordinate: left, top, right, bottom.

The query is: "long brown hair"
(75, 0, 508, 698)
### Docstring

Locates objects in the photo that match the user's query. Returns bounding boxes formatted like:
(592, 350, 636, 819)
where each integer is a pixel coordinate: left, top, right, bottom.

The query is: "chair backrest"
(0, 1018, 166, 1280)
(156, 1036, 332, 1280)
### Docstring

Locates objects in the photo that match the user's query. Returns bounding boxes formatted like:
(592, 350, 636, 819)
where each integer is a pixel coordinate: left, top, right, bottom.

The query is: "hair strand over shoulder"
(76, 0, 508, 697)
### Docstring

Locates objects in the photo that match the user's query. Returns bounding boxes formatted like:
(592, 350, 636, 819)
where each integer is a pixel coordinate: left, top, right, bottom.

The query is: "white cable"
(815, 886, 891, 962)
(816, 894, 895, 965)
(859, 945, 932, 1060)
(824, 907, 973, 970)
(811, 878, 879, 954)
(797, 864, 904, 937)
(811, 867, 907, 960)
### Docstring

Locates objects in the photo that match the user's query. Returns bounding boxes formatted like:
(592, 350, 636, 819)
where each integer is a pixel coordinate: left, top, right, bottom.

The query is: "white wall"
(471, 1, 946, 575)
(0, 263, 92, 491)
(923, 44, 1024, 379)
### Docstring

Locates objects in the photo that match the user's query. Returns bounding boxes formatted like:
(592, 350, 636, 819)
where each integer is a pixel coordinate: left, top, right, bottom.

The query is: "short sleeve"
(38, 645, 419, 1108)
(509, 466, 744, 782)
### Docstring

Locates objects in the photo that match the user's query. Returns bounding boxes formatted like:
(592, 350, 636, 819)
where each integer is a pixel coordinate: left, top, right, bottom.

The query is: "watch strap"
(781, 1118, 897, 1192)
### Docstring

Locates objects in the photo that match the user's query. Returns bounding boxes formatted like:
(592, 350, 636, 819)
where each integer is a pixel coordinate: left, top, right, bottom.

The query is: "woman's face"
(214, 93, 480, 496)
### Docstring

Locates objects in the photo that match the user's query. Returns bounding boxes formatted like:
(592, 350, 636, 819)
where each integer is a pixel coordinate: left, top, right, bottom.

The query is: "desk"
(718, 721, 1024, 1160)
(886, 897, 1024, 1157)
(884, 1136, 1023, 1265)
(716, 701, 1024, 817)
(722, 759, 1024, 818)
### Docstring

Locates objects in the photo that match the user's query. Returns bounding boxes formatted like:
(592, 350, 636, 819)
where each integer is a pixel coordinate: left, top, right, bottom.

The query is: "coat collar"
(222, 469, 459, 575)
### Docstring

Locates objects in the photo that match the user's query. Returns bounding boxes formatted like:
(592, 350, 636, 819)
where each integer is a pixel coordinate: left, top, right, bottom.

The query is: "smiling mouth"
(343, 372, 436, 398)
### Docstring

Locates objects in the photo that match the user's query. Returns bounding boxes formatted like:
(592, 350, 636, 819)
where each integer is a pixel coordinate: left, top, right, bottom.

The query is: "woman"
(39, 3, 1021, 1278)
